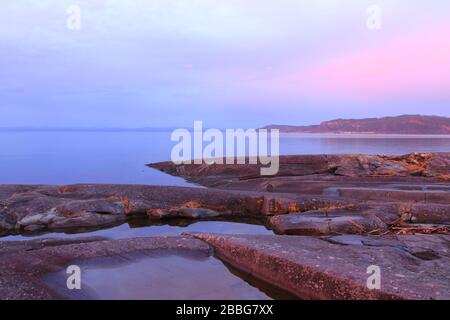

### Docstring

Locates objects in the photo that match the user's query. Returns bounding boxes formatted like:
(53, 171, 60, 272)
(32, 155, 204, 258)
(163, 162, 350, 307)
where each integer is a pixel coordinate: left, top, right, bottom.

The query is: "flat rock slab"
(188, 233, 450, 300)
(149, 154, 449, 211)
(149, 153, 450, 184)
(269, 209, 387, 236)
(0, 236, 210, 300)
(336, 187, 450, 204)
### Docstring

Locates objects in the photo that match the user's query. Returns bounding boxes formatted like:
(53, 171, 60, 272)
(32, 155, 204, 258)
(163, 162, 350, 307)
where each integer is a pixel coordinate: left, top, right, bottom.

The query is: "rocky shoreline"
(1, 153, 449, 299)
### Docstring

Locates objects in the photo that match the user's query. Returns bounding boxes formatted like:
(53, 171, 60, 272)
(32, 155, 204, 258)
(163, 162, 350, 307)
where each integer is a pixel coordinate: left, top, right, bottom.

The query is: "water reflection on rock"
(45, 250, 295, 300)
(1, 217, 273, 241)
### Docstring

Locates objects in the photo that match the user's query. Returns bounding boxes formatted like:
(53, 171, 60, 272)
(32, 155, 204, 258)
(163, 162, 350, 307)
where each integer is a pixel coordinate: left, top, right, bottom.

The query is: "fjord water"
(1, 131, 449, 185)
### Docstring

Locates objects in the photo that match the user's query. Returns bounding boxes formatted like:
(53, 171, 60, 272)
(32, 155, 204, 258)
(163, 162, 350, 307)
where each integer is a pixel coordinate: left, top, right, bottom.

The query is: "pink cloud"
(289, 23, 450, 100)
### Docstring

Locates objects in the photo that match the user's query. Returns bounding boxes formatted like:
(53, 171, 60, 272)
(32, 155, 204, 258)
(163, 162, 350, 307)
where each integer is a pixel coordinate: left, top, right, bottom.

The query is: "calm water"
(45, 251, 296, 300)
(1, 218, 273, 241)
(4, 131, 447, 299)
(0, 131, 449, 185)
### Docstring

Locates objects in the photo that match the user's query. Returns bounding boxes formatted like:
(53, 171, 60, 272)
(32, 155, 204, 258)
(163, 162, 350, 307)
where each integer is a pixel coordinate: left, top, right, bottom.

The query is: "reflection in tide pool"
(1, 218, 273, 241)
(44, 251, 297, 300)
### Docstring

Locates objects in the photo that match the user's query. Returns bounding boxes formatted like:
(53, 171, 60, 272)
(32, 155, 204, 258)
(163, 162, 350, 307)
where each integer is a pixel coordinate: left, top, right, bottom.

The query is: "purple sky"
(1, 0, 449, 128)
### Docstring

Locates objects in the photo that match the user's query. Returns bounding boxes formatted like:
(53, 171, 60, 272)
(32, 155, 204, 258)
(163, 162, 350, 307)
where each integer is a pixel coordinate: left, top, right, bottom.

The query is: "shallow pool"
(44, 250, 296, 300)
(0, 217, 274, 241)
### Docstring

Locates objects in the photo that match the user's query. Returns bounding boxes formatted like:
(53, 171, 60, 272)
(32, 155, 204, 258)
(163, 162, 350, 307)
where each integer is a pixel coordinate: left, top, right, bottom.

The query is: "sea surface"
(1, 131, 449, 185)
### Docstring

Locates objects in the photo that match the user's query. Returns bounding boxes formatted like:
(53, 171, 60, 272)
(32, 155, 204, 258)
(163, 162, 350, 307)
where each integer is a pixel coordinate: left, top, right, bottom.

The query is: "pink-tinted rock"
(0, 236, 210, 300)
(189, 233, 450, 300)
(269, 209, 387, 236)
(149, 153, 450, 181)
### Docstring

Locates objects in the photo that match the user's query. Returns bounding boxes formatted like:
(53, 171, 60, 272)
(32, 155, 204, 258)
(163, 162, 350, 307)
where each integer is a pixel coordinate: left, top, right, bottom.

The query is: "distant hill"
(264, 115, 450, 134)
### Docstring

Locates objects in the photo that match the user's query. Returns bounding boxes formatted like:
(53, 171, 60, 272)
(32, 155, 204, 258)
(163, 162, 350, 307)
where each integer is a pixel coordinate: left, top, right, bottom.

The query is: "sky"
(1, 0, 449, 128)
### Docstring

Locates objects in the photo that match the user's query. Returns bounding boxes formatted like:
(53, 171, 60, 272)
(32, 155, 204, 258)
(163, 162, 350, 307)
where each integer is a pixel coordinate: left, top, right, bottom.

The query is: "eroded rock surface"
(269, 208, 387, 236)
(188, 233, 450, 300)
(149, 153, 450, 183)
(1, 152, 449, 300)
(0, 236, 210, 299)
(149, 152, 449, 237)
(0, 184, 351, 235)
